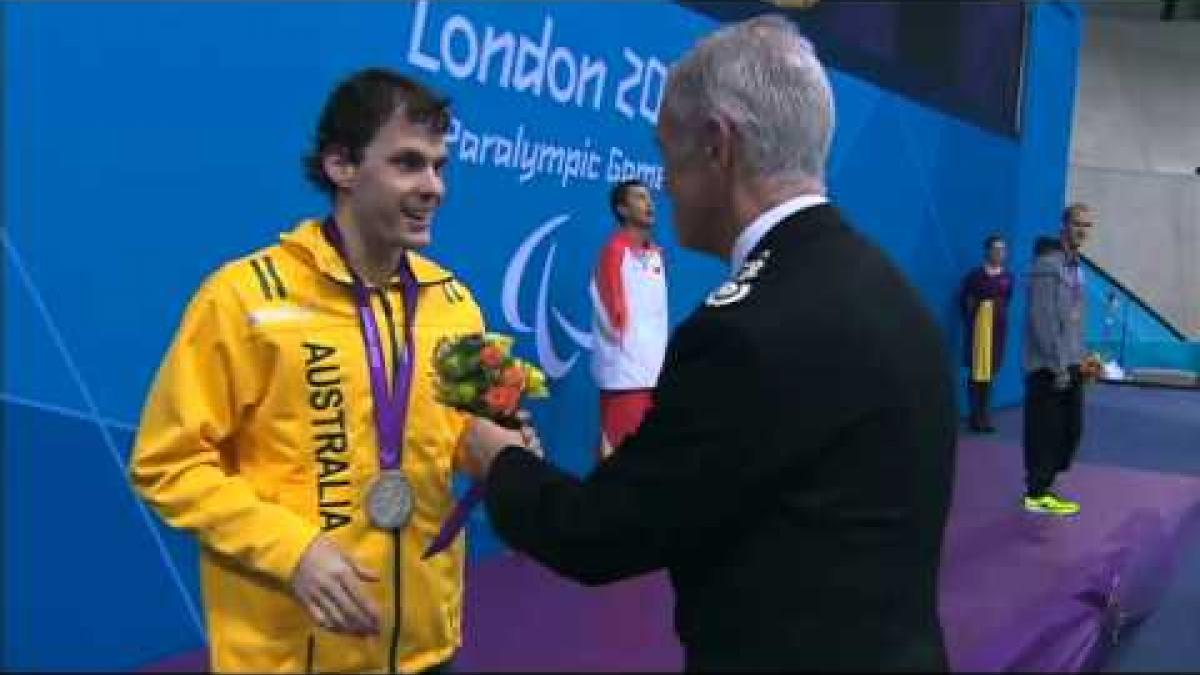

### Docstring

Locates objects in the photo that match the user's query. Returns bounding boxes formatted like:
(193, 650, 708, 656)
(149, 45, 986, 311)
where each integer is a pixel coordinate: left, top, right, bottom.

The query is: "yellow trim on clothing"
(971, 299, 995, 382)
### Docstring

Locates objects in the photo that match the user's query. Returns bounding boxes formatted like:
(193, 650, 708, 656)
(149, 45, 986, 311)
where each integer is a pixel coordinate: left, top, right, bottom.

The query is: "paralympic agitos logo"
(501, 214, 593, 379)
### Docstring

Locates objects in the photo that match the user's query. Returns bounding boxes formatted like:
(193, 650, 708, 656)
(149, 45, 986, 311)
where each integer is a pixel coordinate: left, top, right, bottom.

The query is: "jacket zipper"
(389, 531, 403, 673)
(376, 289, 405, 674)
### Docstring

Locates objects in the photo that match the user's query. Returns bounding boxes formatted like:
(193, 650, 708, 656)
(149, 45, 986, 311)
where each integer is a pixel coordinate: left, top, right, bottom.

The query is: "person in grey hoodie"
(1021, 203, 1095, 516)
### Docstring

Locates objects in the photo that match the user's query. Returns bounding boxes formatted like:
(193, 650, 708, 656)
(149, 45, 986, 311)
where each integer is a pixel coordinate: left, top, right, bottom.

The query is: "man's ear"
(703, 115, 736, 171)
(615, 202, 631, 222)
(322, 148, 358, 190)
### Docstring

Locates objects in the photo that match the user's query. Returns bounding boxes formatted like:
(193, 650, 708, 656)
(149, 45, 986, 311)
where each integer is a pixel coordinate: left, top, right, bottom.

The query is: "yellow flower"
(484, 333, 515, 354)
(523, 362, 549, 398)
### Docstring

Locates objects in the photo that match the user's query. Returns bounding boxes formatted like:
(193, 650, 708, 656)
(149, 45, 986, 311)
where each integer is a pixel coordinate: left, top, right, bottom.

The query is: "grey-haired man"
(460, 16, 955, 671)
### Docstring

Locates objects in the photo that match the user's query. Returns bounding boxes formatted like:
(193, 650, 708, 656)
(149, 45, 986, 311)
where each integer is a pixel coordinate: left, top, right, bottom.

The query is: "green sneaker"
(1023, 492, 1080, 516)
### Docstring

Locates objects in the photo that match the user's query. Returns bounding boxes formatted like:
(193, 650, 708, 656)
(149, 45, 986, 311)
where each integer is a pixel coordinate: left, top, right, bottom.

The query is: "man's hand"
(292, 535, 381, 635)
(463, 413, 544, 475)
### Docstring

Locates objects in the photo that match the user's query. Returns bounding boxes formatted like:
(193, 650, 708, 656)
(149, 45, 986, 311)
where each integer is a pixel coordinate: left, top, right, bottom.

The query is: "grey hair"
(662, 14, 835, 183)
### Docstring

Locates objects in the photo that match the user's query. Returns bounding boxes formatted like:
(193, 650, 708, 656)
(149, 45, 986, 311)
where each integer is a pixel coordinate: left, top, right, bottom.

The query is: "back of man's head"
(304, 68, 451, 197)
(1061, 202, 1092, 227)
(1033, 236, 1062, 258)
(662, 14, 835, 184)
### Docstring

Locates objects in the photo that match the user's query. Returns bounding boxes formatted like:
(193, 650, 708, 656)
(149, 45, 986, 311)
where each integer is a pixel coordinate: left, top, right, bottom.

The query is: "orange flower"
(480, 345, 504, 369)
(483, 385, 521, 415)
(500, 365, 526, 388)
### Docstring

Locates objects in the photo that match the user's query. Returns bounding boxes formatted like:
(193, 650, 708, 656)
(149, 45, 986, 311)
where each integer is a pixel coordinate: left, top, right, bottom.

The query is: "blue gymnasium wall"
(1, 1, 1080, 669)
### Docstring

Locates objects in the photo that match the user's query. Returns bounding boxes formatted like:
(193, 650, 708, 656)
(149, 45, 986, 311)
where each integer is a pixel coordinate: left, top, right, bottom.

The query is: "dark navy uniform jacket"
(485, 204, 957, 672)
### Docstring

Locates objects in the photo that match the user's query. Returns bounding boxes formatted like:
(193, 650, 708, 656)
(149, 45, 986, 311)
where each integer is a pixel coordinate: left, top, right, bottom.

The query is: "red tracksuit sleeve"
(595, 240, 628, 338)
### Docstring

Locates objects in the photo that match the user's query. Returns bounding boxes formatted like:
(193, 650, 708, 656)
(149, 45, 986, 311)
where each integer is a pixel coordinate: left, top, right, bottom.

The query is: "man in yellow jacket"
(130, 68, 483, 673)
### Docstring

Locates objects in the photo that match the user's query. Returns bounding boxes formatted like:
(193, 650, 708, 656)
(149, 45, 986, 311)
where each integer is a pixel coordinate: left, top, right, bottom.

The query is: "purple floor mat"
(939, 438, 1200, 671)
(457, 556, 680, 672)
(139, 438, 1200, 673)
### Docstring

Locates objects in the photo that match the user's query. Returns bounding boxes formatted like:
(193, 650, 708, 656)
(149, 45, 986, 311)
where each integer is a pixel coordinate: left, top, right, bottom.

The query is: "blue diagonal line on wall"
(2, 229, 206, 638)
(828, 73, 886, 185)
(0, 392, 136, 432)
(893, 102, 960, 274)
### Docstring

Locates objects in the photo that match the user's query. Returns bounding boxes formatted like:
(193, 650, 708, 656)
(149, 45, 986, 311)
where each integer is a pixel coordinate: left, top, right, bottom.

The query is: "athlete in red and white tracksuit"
(590, 180, 669, 458)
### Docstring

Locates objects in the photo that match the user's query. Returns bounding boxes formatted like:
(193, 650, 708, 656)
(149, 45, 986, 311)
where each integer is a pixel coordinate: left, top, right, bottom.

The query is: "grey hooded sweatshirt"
(1023, 238, 1086, 374)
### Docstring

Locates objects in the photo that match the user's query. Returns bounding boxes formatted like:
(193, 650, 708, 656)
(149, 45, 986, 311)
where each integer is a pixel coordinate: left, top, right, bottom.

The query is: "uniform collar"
(613, 226, 657, 251)
(731, 193, 827, 273)
(279, 219, 454, 287)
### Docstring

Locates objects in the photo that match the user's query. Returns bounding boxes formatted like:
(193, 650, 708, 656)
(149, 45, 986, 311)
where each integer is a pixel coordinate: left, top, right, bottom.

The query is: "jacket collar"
(731, 193, 828, 273)
(279, 219, 454, 287)
(612, 227, 657, 251)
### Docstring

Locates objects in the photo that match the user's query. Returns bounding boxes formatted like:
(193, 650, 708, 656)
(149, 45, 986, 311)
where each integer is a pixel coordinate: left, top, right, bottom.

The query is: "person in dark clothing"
(960, 234, 1015, 432)
(459, 15, 957, 672)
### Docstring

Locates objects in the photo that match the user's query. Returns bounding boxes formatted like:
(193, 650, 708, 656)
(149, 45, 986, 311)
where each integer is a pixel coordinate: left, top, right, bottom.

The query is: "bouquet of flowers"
(1080, 351, 1106, 384)
(423, 333, 548, 559)
(432, 333, 548, 422)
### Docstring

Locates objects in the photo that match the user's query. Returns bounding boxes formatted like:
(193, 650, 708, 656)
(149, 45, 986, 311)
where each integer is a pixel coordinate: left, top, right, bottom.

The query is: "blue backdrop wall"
(2, 1, 1081, 670)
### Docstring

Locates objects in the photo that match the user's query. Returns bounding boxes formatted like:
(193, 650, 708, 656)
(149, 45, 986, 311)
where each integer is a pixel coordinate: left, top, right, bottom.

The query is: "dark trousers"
(966, 380, 993, 427)
(1022, 366, 1084, 496)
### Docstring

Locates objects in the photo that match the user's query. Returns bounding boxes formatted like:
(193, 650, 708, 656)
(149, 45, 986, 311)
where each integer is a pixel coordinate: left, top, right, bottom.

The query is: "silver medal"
(366, 470, 415, 530)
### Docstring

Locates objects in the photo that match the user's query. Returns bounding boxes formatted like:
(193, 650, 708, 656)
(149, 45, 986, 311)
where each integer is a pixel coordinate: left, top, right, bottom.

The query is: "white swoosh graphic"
(535, 243, 580, 378)
(503, 214, 570, 332)
(554, 307, 593, 351)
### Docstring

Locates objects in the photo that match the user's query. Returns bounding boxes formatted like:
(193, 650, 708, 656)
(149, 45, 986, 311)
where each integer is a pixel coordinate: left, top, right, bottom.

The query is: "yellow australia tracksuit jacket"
(130, 219, 484, 673)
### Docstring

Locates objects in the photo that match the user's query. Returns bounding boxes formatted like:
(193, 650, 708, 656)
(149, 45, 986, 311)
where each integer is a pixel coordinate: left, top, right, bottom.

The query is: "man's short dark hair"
(1034, 236, 1062, 257)
(983, 234, 1005, 253)
(304, 68, 451, 197)
(1062, 202, 1091, 226)
(609, 179, 647, 222)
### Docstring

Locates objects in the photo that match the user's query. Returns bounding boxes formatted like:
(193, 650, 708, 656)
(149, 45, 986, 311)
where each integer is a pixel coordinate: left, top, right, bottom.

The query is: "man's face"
(986, 240, 1007, 267)
(656, 112, 719, 253)
(343, 111, 448, 250)
(618, 185, 655, 229)
(1065, 208, 1094, 251)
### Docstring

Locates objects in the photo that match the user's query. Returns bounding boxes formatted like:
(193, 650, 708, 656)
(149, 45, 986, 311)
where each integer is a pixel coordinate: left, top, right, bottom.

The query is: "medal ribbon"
(323, 220, 418, 472)
(424, 483, 486, 559)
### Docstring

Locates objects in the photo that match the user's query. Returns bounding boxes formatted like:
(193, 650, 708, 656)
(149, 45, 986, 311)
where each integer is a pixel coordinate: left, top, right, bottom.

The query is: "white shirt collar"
(730, 193, 828, 273)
